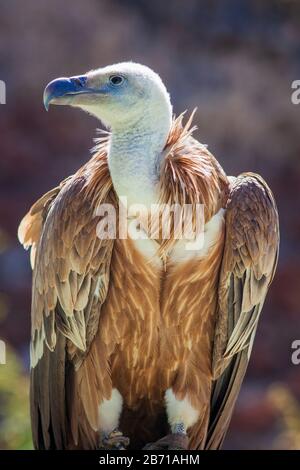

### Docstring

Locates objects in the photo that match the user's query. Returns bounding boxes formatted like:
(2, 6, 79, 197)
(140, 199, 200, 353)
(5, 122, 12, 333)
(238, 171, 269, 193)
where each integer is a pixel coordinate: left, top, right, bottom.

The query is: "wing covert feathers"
(19, 136, 114, 366)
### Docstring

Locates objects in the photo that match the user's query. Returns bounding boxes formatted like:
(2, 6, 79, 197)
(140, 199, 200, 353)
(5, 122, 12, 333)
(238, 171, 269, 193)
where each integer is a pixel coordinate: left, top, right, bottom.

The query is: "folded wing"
(18, 149, 115, 448)
(206, 173, 279, 449)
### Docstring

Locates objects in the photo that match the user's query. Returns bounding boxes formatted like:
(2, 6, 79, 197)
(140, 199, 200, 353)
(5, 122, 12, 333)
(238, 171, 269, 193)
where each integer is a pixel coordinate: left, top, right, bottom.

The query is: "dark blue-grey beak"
(43, 75, 88, 111)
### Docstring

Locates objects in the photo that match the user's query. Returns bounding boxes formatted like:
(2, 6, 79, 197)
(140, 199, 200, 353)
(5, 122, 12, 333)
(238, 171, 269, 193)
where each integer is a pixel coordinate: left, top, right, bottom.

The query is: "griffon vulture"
(18, 62, 279, 450)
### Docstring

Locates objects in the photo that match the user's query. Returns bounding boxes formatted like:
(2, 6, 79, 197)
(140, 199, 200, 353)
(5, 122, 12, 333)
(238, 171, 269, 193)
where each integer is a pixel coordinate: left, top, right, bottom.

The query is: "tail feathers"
(205, 350, 249, 449)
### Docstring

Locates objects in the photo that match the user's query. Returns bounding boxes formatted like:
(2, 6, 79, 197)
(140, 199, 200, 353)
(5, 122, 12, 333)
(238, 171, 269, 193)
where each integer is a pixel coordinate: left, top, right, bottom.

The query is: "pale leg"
(165, 388, 200, 435)
(98, 388, 129, 449)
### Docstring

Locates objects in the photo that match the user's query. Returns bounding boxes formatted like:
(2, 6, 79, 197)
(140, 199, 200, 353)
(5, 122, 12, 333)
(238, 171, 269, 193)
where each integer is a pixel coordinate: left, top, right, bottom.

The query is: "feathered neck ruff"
(77, 111, 229, 257)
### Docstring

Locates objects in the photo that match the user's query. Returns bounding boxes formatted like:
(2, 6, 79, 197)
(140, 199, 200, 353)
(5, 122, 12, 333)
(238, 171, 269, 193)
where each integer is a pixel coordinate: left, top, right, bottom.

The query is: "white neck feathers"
(108, 102, 172, 208)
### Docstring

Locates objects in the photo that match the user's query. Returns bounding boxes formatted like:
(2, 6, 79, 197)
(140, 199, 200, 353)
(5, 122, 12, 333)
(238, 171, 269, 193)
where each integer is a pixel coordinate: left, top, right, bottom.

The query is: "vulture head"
(43, 62, 172, 130)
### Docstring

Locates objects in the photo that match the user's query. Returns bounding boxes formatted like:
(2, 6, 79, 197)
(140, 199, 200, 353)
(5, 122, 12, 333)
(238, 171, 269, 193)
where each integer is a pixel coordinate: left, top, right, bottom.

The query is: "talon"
(100, 429, 130, 450)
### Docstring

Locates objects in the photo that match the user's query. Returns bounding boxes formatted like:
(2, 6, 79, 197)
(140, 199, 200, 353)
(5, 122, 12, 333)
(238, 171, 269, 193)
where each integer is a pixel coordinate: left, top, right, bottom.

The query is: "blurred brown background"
(0, 0, 300, 449)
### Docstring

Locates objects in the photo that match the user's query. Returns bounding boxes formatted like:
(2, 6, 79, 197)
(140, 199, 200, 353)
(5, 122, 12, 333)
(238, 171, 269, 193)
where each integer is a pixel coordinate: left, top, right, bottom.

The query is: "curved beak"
(43, 75, 89, 111)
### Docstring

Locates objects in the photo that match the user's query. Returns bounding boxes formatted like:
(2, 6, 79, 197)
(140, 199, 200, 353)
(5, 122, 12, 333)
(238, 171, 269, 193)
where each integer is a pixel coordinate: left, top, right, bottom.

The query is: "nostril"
(72, 76, 86, 87)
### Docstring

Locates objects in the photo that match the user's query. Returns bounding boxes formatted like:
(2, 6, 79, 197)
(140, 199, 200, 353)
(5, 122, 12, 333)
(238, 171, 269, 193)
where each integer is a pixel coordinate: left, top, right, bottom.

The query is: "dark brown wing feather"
(206, 173, 279, 449)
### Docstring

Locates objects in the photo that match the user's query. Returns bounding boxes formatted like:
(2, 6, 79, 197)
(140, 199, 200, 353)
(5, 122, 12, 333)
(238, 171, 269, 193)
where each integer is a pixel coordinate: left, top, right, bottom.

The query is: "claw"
(100, 429, 130, 450)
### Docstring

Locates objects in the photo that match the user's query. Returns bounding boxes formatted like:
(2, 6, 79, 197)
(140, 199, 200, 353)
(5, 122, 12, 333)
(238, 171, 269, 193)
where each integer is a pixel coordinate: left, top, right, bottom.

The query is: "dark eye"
(109, 75, 124, 86)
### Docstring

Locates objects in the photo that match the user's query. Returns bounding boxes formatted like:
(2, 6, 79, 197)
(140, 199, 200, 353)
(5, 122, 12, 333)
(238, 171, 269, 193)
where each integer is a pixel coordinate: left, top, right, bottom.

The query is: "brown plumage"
(19, 113, 279, 449)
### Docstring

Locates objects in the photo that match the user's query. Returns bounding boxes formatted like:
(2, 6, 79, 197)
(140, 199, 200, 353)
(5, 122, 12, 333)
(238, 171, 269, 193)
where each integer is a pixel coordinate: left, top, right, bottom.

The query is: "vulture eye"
(109, 75, 124, 86)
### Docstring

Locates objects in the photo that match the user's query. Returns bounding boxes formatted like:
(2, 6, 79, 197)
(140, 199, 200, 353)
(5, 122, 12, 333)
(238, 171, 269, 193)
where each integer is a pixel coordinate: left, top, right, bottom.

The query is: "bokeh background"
(0, 0, 300, 450)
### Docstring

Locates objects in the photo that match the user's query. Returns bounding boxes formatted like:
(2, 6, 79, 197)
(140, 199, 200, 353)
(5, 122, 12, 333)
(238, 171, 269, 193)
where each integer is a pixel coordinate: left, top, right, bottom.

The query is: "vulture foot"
(100, 429, 130, 450)
(143, 432, 189, 450)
